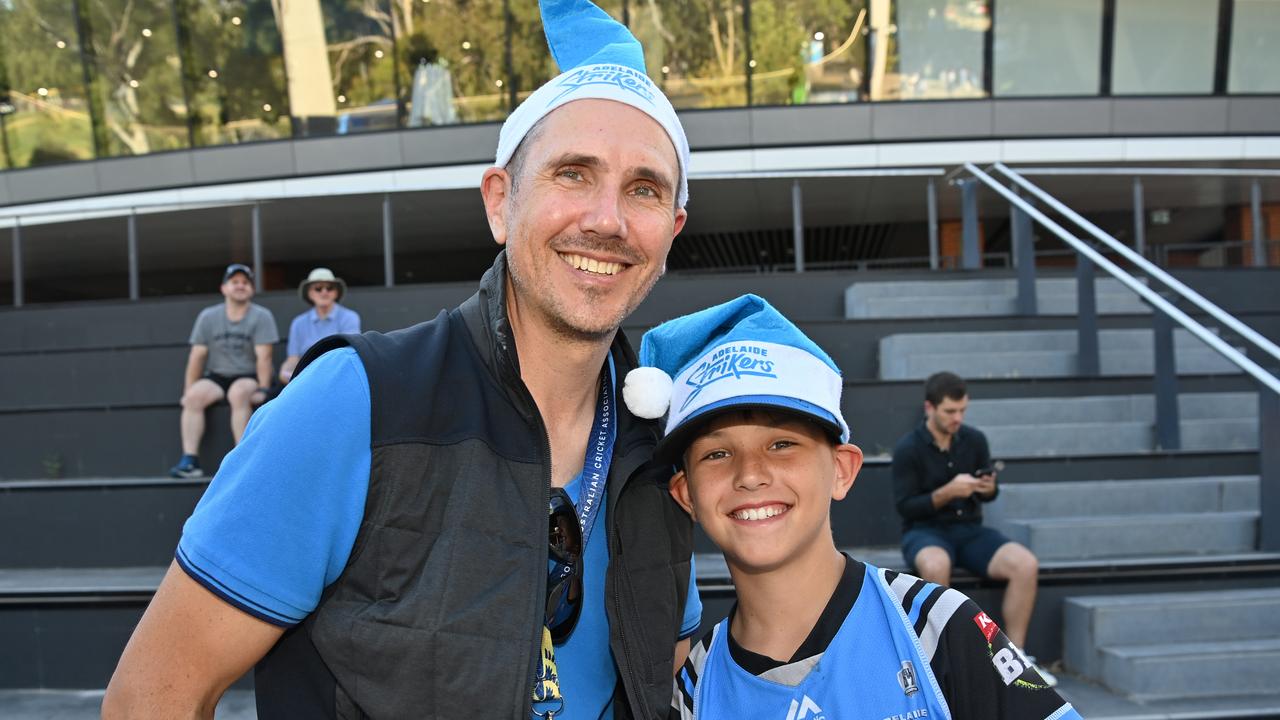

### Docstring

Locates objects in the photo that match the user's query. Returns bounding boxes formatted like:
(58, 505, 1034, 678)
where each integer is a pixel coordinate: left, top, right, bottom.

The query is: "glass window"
(631, 1, 749, 109)
(750, 0, 866, 106)
(1229, 0, 1280, 93)
(1, 53, 14, 169)
(0, 0, 97, 167)
(506, 1, 632, 115)
(81, 0, 192, 156)
(994, 0, 1102, 97)
(1112, 0, 1215, 94)
(316, 0, 399, 136)
(877, 0, 987, 101)
(394, 0, 511, 125)
(174, 0, 291, 146)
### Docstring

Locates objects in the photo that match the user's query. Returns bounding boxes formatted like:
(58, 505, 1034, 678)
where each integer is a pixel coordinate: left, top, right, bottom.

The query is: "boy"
(620, 294, 1079, 720)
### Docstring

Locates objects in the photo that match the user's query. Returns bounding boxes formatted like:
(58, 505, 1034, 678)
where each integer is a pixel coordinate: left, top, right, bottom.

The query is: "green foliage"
(402, 32, 439, 66)
(42, 452, 64, 479)
(0, 0, 871, 165)
(392, 0, 514, 121)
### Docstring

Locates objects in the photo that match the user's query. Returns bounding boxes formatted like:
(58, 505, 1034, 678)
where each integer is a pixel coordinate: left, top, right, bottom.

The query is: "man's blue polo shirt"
(177, 348, 701, 718)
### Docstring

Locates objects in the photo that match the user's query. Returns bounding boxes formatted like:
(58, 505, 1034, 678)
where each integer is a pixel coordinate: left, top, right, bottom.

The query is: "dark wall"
(0, 482, 205, 568)
(0, 265, 1274, 482)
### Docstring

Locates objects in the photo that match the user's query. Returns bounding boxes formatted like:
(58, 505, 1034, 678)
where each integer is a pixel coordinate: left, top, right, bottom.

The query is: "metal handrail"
(992, 162, 1280, 368)
(1013, 167, 1280, 179)
(962, 162, 1280, 396)
(689, 169, 947, 180)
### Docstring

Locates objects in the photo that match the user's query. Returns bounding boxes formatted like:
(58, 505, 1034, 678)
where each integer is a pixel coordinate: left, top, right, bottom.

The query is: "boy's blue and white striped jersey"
(673, 559, 1081, 720)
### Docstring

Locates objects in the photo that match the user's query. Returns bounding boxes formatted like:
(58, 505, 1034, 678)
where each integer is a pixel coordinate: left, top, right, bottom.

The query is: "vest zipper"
(519, 379, 554, 718)
(609, 465, 651, 720)
(493, 321, 553, 717)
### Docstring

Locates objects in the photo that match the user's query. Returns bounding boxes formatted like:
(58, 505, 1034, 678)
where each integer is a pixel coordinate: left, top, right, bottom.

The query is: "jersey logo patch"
(981, 624, 1055, 691)
(785, 695, 824, 720)
(897, 660, 920, 696)
(973, 611, 1000, 643)
(881, 711, 928, 720)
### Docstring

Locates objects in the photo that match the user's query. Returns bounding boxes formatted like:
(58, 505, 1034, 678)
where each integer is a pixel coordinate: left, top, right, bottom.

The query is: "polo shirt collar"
(309, 305, 342, 323)
(917, 421, 963, 451)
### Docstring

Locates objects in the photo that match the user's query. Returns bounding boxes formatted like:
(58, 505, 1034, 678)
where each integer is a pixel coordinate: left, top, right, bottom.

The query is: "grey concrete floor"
(0, 689, 256, 719)
(5, 683, 1280, 719)
(1054, 674, 1280, 719)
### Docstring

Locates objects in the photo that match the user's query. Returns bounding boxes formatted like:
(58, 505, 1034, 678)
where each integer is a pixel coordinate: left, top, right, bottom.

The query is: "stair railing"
(960, 162, 1280, 552)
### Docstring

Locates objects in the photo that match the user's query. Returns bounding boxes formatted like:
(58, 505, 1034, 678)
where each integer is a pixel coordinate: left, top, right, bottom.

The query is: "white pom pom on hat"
(622, 367, 674, 419)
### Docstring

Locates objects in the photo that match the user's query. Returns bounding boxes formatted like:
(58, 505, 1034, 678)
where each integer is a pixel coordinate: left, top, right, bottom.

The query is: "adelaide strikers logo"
(549, 64, 656, 106)
(680, 345, 777, 412)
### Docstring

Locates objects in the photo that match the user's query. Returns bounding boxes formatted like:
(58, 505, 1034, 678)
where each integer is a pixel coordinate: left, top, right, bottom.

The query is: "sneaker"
(169, 455, 203, 479)
(1022, 653, 1058, 687)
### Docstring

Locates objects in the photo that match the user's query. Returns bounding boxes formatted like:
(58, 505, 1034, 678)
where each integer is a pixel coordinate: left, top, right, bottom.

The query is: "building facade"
(1, 0, 1278, 303)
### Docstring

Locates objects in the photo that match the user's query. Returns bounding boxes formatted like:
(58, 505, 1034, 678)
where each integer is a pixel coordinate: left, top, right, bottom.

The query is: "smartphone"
(974, 460, 1005, 478)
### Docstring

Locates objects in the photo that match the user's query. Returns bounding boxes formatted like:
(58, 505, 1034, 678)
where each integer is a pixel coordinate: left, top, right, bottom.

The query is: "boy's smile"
(670, 410, 862, 574)
(729, 502, 790, 523)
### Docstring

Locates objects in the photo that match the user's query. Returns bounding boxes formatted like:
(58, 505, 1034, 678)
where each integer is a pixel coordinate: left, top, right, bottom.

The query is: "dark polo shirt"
(892, 423, 998, 532)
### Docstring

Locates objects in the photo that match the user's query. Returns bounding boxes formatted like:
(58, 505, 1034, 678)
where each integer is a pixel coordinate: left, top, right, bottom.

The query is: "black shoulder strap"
(293, 332, 365, 379)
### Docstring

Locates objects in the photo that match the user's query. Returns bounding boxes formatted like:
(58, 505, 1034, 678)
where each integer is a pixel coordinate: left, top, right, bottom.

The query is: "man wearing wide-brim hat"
(278, 268, 361, 385)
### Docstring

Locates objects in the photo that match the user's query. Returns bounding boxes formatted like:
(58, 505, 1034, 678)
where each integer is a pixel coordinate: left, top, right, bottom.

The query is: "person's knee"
(993, 543, 1039, 581)
(181, 385, 219, 411)
(1015, 547, 1039, 579)
(914, 548, 951, 579)
(226, 380, 256, 408)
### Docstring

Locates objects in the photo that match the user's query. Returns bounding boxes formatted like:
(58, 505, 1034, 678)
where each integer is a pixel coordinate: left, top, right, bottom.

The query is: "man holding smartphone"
(891, 371, 1053, 684)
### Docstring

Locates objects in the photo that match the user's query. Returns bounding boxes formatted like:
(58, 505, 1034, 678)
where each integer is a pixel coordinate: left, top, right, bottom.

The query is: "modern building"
(2, 1, 1280, 717)
(1, 0, 1278, 304)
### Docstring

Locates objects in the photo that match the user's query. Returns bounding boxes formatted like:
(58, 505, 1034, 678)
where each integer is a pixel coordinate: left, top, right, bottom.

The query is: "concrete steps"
(0, 478, 203, 568)
(1100, 638, 1280, 702)
(967, 392, 1258, 456)
(878, 328, 1242, 380)
(986, 476, 1259, 562)
(845, 277, 1150, 319)
(1003, 511, 1257, 561)
(1064, 588, 1280, 702)
(985, 475, 1258, 519)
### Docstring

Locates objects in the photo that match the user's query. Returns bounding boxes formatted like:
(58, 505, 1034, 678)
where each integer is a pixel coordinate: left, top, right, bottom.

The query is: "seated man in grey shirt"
(170, 264, 279, 478)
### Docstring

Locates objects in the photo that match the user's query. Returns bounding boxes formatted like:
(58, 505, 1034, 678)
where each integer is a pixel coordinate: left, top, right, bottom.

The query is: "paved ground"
(1054, 675, 1280, 719)
(5, 682, 1280, 719)
(0, 689, 256, 719)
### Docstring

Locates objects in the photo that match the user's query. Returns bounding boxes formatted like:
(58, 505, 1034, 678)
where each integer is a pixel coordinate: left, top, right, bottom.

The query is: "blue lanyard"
(534, 362, 616, 718)
(562, 361, 615, 578)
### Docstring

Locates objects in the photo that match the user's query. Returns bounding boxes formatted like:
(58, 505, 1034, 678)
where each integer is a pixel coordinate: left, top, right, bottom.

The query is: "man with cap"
(168, 263, 279, 479)
(618, 295, 1078, 720)
(106, 2, 699, 718)
(278, 268, 361, 386)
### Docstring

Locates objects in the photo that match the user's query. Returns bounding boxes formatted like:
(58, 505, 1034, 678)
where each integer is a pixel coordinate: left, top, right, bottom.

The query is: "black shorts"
(202, 372, 257, 394)
(902, 523, 1012, 578)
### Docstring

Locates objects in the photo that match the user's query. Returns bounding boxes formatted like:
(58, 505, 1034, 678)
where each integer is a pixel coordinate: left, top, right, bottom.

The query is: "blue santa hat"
(624, 294, 850, 462)
(494, 0, 690, 208)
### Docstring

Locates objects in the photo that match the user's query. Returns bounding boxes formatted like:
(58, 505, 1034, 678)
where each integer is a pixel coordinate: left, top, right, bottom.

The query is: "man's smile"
(559, 252, 625, 276)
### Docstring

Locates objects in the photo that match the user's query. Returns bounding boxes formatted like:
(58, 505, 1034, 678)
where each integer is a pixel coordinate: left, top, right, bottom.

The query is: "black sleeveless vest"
(254, 255, 692, 719)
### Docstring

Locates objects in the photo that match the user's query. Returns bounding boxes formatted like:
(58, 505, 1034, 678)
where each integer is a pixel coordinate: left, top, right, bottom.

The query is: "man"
(620, 295, 1075, 719)
(169, 263, 278, 479)
(278, 267, 361, 385)
(892, 371, 1052, 683)
(105, 3, 699, 718)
